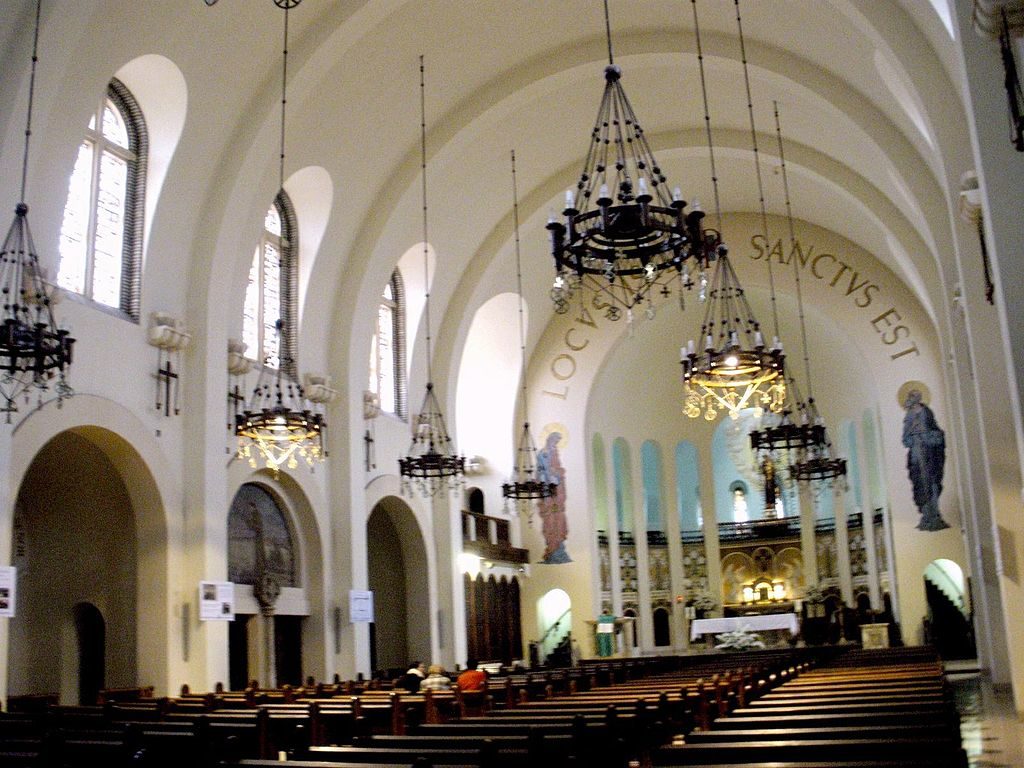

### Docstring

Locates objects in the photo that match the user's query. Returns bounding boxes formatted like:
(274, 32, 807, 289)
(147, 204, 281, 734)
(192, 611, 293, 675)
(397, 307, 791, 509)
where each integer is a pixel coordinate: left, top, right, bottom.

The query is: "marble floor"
(948, 662, 1024, 768)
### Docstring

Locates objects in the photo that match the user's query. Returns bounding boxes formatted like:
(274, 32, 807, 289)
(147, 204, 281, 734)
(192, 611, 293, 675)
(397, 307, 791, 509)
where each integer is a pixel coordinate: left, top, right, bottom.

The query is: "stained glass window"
(58, 81, 144, 317)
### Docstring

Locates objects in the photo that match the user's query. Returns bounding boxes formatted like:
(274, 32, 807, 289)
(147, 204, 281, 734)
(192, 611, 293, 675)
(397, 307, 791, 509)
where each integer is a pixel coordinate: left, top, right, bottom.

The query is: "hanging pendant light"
(680, 0, 784, 422)
(399, 56, 465, 498)
(768, 101, 846, 485)
(502, 151, 556, 513)
(235, 0, 325, 472)
(547, 0, 709, 323)
(0, 0, 75, 420)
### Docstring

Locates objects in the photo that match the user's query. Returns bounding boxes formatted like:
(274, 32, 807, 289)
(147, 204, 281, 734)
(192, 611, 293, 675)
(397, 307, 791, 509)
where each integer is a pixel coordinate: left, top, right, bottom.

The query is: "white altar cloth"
(690, 612, 799, 641)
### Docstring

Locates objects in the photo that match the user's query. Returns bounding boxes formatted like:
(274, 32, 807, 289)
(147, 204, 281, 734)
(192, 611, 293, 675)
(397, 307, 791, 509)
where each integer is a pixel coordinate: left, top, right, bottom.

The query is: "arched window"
(369, 270, 407, 418)
(730, 481, 749, 523)
(243, 191, 297, 372)
(58, 79, 147, 318)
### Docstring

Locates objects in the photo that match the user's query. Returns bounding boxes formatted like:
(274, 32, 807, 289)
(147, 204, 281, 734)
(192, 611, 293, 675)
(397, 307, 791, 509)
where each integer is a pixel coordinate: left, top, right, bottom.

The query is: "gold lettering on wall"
(749, 234, 919, 362)
(551, 354, 577, 381)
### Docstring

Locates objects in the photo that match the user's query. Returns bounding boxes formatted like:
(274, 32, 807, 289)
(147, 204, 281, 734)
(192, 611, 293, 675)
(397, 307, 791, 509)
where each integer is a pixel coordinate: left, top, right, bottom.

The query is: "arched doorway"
(923, 559, 976, 660)
(652, 606, 671, 647)
(74, 603, 105, 705)
(536, 589, 572, 666)
(367, 497, 429, 675)
(227, 483, 305, 689)
(10, 430, 146, 703)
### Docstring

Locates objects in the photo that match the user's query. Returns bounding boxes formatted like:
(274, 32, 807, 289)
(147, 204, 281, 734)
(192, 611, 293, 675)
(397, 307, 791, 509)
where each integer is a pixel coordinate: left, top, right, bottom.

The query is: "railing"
(534, 608, 571, 663)
(597, 509, 886, 547)
(461, 511, 528, 564)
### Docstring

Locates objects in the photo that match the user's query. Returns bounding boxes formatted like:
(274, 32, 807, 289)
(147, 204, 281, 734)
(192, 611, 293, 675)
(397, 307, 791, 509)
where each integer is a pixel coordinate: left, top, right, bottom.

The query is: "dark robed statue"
(901, 389, 950, 531)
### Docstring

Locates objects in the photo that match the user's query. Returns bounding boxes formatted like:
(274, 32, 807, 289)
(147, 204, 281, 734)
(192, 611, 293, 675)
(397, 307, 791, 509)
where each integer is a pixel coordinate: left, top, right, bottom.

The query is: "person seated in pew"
(420, 664, 453, 691)
(396, 661, 426, 693)
(456, 659, 487, 692)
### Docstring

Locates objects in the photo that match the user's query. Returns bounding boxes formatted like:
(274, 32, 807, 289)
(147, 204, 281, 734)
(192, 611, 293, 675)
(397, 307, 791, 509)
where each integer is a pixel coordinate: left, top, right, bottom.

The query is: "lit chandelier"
(236, 322, 325, 471)
(0, 0, 75, 420)
(546, 0, 708, 322)
(502, 151, 556, 511)
(235, 0, 325, 472)
(770, 101, 846, 485)
(680, 0, 785, 422)
(681, 252, 785, 421)
(399, 56, 465, 498)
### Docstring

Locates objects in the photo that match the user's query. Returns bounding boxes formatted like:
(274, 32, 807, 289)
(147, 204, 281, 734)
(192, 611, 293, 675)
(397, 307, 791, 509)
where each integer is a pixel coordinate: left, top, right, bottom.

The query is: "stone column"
(697, 453, 722, 613)
(833, 483, 854, 605)
(631, 448, 653, 651)
(798, 482, 818, 589)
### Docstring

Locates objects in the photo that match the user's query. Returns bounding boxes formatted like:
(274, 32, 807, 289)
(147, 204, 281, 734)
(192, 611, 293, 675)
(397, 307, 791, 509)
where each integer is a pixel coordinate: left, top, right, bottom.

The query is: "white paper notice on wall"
(0, 566, 16, 618)
(199, 581, 235, 621)
(349, 590, 374, 623)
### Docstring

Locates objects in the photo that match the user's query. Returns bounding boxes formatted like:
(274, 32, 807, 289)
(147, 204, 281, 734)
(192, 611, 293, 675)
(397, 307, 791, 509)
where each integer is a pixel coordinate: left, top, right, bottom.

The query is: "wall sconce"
(147, 312, 191, 416)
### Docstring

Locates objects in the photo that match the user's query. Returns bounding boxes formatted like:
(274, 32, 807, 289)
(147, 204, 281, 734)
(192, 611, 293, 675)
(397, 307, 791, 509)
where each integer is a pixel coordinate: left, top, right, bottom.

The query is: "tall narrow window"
(243, 192, 297, 372)
(58, 79, 146, 318)
(369, 270, 407, 419)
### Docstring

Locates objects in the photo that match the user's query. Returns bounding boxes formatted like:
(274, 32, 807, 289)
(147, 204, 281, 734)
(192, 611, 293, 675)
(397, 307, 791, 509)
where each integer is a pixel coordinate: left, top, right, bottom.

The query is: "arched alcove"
(10, 430, 149, 702)
(923, 558, 976, 660)
(367, 496, 430, 674)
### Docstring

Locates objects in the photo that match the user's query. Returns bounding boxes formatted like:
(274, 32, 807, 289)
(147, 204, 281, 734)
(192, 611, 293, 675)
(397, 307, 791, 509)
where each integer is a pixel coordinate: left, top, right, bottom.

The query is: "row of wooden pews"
(0, 647, 964, 768)
(227, 651, 816, 768)
(652, 646, 967, 767)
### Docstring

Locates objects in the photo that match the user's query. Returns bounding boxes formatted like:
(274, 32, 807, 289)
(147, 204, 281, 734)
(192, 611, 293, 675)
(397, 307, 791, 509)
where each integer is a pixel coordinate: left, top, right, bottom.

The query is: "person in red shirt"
(455, 659, 487, 691)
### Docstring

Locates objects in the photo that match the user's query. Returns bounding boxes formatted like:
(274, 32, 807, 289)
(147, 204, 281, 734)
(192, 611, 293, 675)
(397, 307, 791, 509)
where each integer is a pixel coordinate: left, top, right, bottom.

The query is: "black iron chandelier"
(0, 0, 75, 420)
(399, 56, 465, 498)
(547, 0, 710, 322)
(770, 101, 845, 486)
(235, 0, 325, 472)
(502, 151, 556, 511)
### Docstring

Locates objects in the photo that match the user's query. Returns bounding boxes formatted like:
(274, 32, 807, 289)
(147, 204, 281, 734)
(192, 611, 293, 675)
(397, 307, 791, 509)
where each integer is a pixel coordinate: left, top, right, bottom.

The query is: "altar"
(690, 612, 800, 641)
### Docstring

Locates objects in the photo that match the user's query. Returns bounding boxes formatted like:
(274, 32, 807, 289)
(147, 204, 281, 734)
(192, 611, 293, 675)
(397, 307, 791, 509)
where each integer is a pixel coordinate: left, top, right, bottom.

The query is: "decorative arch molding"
(224, 468, 327, 678)
(6, 395, 173, 697)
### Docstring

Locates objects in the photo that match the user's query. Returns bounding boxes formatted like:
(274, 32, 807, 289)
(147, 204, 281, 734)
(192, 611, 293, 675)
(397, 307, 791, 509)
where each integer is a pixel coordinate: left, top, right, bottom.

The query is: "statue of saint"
(901, 389, 950, 531)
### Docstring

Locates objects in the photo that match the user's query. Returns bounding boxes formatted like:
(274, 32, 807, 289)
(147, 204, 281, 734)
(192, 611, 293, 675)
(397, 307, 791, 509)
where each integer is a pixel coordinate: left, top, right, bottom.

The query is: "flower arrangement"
(715, 626, 767, 651)
(691, 593, 717, 612)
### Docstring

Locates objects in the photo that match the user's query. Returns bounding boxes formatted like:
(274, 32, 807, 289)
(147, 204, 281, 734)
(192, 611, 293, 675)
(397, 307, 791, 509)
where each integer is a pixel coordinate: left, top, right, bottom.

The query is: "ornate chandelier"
(399, 56, 465, 498)
(546, 0, 708, 322)
(681, 251, 785, 421)
(680, 0, 785, 422)
(502, 151, 556, 511)
(1, 0, 75, 420)
(236, 353, 325, 471)
(235, 0, 325, 472)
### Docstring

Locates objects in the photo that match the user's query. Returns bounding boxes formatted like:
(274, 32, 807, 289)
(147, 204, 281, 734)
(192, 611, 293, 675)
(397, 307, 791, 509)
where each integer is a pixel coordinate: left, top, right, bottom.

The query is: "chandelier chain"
(691, 0, 722, 234)
(773, 101, 815, 405)
(419, 55, 434, 387)
(278, 1, 290, 197)
(603, 0, 615, 66)
(736, 0, 780, 343)
(20, 0, 42, 203)
(511, 150, 528, 416)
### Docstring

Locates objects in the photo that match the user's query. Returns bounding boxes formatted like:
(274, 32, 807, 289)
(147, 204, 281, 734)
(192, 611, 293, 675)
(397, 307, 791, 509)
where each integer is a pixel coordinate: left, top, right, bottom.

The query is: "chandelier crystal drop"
(1, 0, 75, 420)
(503, 150, 556, 512)
(234, 0, 325, 472)
(398, 56, 465, 498)
(547, 0, 709, 321)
